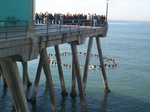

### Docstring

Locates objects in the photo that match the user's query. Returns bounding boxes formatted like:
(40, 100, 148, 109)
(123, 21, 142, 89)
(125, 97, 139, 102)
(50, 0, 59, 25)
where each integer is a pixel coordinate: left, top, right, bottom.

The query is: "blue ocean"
(0, 20, 150, 112)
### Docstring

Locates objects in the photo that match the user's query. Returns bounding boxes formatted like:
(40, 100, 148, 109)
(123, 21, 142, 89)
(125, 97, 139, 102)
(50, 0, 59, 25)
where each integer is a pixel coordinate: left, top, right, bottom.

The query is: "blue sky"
(36, 0, 150, 21)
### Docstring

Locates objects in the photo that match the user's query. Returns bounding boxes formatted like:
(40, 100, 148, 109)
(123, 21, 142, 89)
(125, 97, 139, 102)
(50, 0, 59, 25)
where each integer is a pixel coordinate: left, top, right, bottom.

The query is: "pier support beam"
(27, 73, 32, 86)
(71, 43, 88, 112)
(40, 48, 58, 112)
(0, 65, 7, 87)
(22, 62, 28, 95)
(83, 37, 93, 91)
(0, 65, 1, 76)
(21, 62, 32, 87)
(96, 37, 110, 92)
(30, 58, 43, 102)
(70, 55, 77, 98)
(55, 45, 68, 96)
(0, 59, 30, 112)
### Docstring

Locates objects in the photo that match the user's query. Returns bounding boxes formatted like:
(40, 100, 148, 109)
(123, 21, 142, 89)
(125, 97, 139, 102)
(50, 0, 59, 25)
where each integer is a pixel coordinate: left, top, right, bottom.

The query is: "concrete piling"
(96, 37, 110, 92)
(0, 60, 20, 112)
(0, 65, 1, 76)
(83, 37, 93, 91)
(0, 59, 30, 112)
(71, 43, 88, 112)
(22, 62, 28, 96)
(55, 45, 68, 96)
(70, 55, 77, 98)
(30, 57, 43, 102)
(40, 48, 58, 112)
(27, 73, 32, 86)
(0, 64, 7, 87)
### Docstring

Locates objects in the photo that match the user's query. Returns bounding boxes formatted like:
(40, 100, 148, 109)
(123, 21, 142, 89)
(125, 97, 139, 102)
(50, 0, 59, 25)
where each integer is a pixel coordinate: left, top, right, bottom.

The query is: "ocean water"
(0, 20, 150, 112)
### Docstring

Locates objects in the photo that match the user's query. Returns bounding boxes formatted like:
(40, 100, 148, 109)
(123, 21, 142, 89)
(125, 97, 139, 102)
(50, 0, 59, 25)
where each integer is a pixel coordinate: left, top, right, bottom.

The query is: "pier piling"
(0, 59, 30, 112)
(71, 43, 88, 112)
(55, 45, 68, 96)
(40, 48, 58, 112)
(70, 55, 77, 98)
(96, 37, 110, 92)
(22, 62, 28, 96)
(30, 57, 43, 102)
(83, 37, 93, 91)
(0, 65, 7, 87)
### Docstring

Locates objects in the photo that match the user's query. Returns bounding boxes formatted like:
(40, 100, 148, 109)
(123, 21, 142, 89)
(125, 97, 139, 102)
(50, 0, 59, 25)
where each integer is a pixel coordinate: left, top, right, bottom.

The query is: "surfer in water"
(89, 64, 91, 69)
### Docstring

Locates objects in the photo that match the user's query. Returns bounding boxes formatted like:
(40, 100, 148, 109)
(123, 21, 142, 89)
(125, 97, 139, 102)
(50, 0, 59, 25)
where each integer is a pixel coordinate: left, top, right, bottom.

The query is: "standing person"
(35, 13, 39, 24)
(66, 13, 69, 19)
(66, 13, 69, 24)
(57, 13, 60, 24)
(39, 12, 42, 24)
(97, 15, 100, 26)
(87, 13, 91, 26)
(44, 12, 48, 24)
(60, 14, 64, 24)
(87, 13, 91, 20)
(100, 15, 105, 26)
(93, 13, 97, 27)
(48, 13, 53, 24)
(41, 13, 45, 24)
(73, 14, 78, 25)
(54, 13, 57, 24)
(100, 15, 103, 26)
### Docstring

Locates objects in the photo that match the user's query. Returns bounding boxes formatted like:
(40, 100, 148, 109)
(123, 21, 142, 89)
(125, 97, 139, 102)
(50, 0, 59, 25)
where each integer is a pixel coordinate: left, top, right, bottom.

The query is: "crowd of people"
(35, 12, 106, 26)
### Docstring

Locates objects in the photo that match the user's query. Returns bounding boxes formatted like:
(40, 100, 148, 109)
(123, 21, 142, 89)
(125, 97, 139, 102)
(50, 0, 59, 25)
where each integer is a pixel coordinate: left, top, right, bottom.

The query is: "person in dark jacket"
(41, 13, 45, 24)
(35, 13, 39, 24)
(48, 13, 53, 24)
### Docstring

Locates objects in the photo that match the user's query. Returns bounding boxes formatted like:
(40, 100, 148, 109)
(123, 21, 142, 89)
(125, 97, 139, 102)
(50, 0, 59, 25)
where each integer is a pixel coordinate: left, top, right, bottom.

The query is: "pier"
(0, 19, 109, 111)
(0, 0, 110, 111)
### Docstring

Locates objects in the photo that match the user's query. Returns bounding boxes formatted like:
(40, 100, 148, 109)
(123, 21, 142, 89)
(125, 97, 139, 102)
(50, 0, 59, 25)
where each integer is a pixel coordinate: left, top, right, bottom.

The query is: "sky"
(36, 0, 150, 21)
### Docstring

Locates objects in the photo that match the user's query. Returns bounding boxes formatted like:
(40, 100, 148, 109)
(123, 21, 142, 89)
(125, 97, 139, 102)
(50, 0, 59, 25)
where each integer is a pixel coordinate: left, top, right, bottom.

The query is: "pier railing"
(0, 19, 106, 40)
(0, 20, 28, 40)
(34, 19, 106, 34)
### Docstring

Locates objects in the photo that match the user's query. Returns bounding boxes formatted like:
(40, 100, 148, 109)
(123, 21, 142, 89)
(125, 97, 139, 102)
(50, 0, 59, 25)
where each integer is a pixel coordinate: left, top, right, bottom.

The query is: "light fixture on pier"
(106, 0, 109, 22)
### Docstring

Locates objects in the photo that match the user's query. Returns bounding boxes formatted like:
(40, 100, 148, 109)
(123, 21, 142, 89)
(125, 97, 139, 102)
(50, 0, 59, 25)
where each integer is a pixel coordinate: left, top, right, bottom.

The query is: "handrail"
(34, 19, 106, 35)
(0, 20, 28, 40)
(0, 19, 106, 40)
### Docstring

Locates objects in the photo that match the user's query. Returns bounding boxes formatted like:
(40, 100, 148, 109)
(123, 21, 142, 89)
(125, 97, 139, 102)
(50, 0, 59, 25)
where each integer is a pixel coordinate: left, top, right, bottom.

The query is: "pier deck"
(0, 24, 108, 61)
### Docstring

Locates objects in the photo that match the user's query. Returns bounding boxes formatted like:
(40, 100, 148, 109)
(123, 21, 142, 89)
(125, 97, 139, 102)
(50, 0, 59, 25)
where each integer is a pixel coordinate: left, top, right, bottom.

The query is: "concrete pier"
(0, 20, 108, 111)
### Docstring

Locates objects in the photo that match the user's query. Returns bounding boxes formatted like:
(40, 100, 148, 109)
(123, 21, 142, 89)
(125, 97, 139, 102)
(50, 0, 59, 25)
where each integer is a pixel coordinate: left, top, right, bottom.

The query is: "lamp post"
(30, 0, 35, 27)
(106, 0, 109, 22)
(27, 0, 36, 38)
